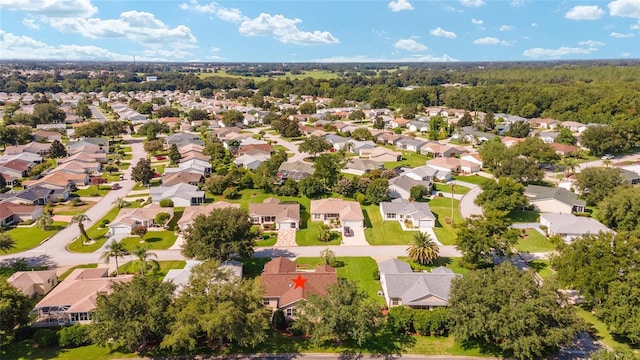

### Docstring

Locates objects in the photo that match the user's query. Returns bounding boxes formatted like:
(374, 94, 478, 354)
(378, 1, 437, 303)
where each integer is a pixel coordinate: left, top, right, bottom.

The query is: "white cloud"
(238, 13, 339, 45)
(21, 17, 39, 29)
(608, 0, 640, 19)
(621, 52, 632, 57)
(471, 18, 483, 25)
(510, 0, 529, 7)
(523, 46, 594, 58)
(179, 0, 216, 13)
(473, 37, 510, 45)
(0, 29, 137, 61)
(179, 1, 245, 23)
(394, 38, 428, 51)
(565, 5, 604, 20)
(388, 0, 414, 12)
(631, 22, 640, 29)
(578, 40, 605, 47)
(499, 25, 515, 31)
(531, 22, 539, 27)
(610, 32, 635, 38)
(0, 0, 97, 18)
(215, 8, 244, 23)
(430, 27, 457, 39)
(313, 54, 457, 62)
(459, 0, 485, 7)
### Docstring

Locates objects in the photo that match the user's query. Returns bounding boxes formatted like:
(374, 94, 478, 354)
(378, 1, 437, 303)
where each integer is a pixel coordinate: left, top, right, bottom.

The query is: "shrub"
(59, 324, 90, 348)
(413, 307, 451, 336)
(272, 309, 286, 330)
(90, 192, 100, 197)
(355, 192, 366, 204)
(101, 219, 110, 227)
(159, 199, 174, 207)
(33, 328, 59, 348)
(223, 187, 239, 199)
(388, 306, 415, 334)
(290, 327, 304, 336)
(14, 326, 34, 341)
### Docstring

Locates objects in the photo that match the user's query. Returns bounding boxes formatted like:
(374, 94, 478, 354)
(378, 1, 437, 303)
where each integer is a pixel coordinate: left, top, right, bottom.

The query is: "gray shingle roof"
(525, 185, 586, 207)
(380, 198, 436, 221)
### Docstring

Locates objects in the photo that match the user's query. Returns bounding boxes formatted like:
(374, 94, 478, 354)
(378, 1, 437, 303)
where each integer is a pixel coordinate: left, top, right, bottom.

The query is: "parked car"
(111, 183, 122, 190)
(343, 226, 353, 237)
(601, 154, 614, 160)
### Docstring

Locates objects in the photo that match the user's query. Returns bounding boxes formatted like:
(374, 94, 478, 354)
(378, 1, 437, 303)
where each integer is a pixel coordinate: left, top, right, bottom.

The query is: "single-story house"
(325, 134, 350, 151)
(52, 160, 101, 174)
(248, 198, 301, 230)
(347, 140, 377, 154)
(234, 153, 270, 170)
(278, 160, 315, 182)
(388, 175, 432, 200)
(426, 157, 481, 174)
(178, 201, 240, 232)
(561, 121, 587, 134)
(540, 213, 613, 242)
(160, 171, 204, 187)
(407, 121, 429, 133)
(32, 268, 134, 326)
(163, 260, 243, 294)
(310, 198, 364, 230)
(7, 270, 58, 298)
(501, 136, 527, 148)
(375, 132, 403, 145)
(419, 141, 465, 158)
(33, 130, 62, 142)
(343, 158, 384, 176)
(22, 171, 90, 190)
(260, 257, 337, 319)
(529, 118, 559, 130)
(396, 138, 427, 152)
(524, 185, 586, 214)
(0, 159, 34, 178)
(108, 205, 174, 236)
(149, 183, 205, 207)
(538, 131, 559, 144)
(0, 186, 53, 205)
(402, 165, 438, 182)
(549, 143, 579, 157)
(0, 201, 44, 226)
(4, 142, 51, 156)
(380, 199, 436, 230)
(618, 168, 640, 185)
(359, 147, 402, 162)
(164, 158, 211, 176)
(379, 259, 457, 309)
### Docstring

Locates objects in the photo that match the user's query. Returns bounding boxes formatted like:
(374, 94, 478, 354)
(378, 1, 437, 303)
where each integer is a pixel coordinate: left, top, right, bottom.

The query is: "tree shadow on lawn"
(341, 328, 417, 359)
(527, 259, 549, 273)
(362, 209, 373, 229)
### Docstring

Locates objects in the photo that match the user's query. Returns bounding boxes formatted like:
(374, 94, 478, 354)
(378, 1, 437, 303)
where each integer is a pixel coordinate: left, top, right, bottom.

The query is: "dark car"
(111, 183, 122, 190)
(343, 226, 353, 237)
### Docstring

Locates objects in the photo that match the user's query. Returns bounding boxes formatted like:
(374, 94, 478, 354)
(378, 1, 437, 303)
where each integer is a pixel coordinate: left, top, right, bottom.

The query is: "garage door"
(111, 226, 130, 235)
(343, 219, 362, 229)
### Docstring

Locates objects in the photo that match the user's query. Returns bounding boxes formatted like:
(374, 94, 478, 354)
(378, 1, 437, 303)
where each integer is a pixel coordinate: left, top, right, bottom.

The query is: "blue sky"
(1, 0, 639, 62)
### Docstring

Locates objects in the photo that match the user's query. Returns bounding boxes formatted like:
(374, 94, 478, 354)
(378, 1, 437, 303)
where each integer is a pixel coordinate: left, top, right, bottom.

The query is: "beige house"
(7, 270, 58, 298)
(524, 185, 586, 214)
(178, 201, 240, 231)
(108, 204, 174, 236)
(359, 147, 402, 162)
(32, 268, 133, 326)
(248, 198, 301, 230)
(310, 198, 364, 230)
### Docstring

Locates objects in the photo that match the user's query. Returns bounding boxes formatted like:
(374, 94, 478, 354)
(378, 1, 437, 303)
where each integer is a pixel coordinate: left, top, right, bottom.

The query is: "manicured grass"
(527, 259, 555, 280)
(166, 207, 184, 231)
(452, 174, 490, 186)
(296, 213, 342, 246)
(515, 229, 556, 253)
(383, 149, 431, 169)
(73, 185, 111, 197)
(429, 197, 462, 246)
(296, 257, 384, 306)
(58, 263, 98, 281)
(103, 172, 124, 182)
(67, 206, 121, 253)
(155, 164, 165, 174)
(51, 201, 97, 215)
(575, 307, 639, 354)
(362, 204, 416, 245)
(1, 342, 138, 360)
(435, 183, 470, 195)
(132, 179, 161, 190)
(398, 256, 470, 275)
(4, 222, 68, 254)
(256, 232, 278, 247)
(508, 210, 540, 223)
(120, 230, 178, 250)
(118, 260, 186, 279)
(118, 163, 130, 170)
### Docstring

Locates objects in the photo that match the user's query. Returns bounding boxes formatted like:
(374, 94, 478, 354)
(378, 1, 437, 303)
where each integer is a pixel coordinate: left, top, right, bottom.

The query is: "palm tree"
(320, 247, 336, 266)
(131, 246, 159, 275)
(100, 240, 127, 277)
(71, 214, 91, 243)
(0, 233, 16, 253)
(36, 213, 53, 231)
(407, 232, 440, 265)
(111, 197, 126, 209)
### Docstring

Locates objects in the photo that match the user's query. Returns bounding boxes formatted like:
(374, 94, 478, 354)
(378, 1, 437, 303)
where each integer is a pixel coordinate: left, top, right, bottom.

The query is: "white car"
(601, 154, 614, 160)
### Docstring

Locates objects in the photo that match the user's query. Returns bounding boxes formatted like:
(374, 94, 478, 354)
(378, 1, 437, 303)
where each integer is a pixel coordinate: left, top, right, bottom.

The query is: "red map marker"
(291, 274, 308, 289)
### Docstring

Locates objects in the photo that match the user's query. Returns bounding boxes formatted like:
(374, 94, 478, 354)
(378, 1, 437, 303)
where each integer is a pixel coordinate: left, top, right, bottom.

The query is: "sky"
(0, 0, 639, 62)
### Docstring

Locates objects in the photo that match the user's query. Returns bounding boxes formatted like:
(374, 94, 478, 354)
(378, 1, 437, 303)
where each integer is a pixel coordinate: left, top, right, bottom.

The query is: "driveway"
(342, 226, 368, 246)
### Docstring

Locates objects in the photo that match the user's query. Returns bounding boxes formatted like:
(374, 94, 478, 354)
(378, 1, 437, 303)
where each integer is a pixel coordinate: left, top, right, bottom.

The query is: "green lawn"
(383, 149, 431, 169)
(51, 201, 96, 215)
(296, 257, 384, 306)
(118, 260, 186, 279)
(435, 183, 470, 195)
(451, 174, 490, 186)
(155, 164, 166, 174)
(120, 230, 178, 250)
(73, 185, 111, 197)
(515, 229, 556, 253)
(429, 197, 462, 246)
(166, 207, 184, 231)
(256, 232, 278, 247)
(527, 259, 555, 280)
(575, 307, 639, 354)
(67, 206, 121, 253)
(362, 204, 416, 245)
(398, 256, 470, 275)
(4, 222, 68, 254)
(508, 210, 540, 223)
(1, 342, 138, 360)
(103, 172, 124, 182)
(296, 213, 342, 246)
(132, 179, 161, 190)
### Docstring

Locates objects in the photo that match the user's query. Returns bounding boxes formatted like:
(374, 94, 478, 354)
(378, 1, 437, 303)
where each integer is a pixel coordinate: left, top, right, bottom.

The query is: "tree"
(292, 279, 383, 346)
(182, 207, 255, 260)
(161, 260, 270, 351)
(138, 121, 169, 141)
(0, 281, 32, 335)
(373, 116, 385, 129)
(313, 153, 342, 190)
(49, 139, 67, 158)
(478, 140, 508, 172)
(590, 347, 638, 360)
(598, 273, 640, 344)
(131, 225, 148, 238)
(71, 214, 91, 243)
(112, 197, 128, 209)
(555, 127, 577, 145)
(317, 224, 332, 242)
(506, 120, 531, 138)
(409, 185, 430, 201)
(91, 275, 175, 352)
(131, 246, 159, 275)
(575, 167, 625, 205)
(103, 120, 125, 139)
(299, 176, 326, 198)
(187, 109, 209, 121)
(0, 173, 6, 193)
(455, 211, 520, 269)
(320, 247, 336, 265)
(350, 128, 373, 141)
(74, 102, 92, 119)
(494, 155, 544, 184)
(271, 117, 302, 138)
(299, 102, 317, 114)
(483, 111, 496, 130)
(348, 109, 366, 121)
(74, 122, 105, 138)
(475, 177, 528, 213)
(366, 178, 390, 205)
(221, 109, 244, 127)
(155, 212, 171, 228)
(407, 232, 440, 265)
(36, 213, 53, 231)
(204, 175, 228, 195)
(334, 178, 355, 197)
(99, 240, 127, 277)
(457, 111, 473, 127)
(597, 186, 640, 231)
(137, 102, 153, 115)
(581, 125, 626, 156)
(143, 139, 164, 155)
(514, 137, 560, 164)
(298, 135, 332, 157)
(449, 263, 580, 360)
(0, 233, 16, 252)
(168, 144, 181, 165)
(131, 158, 154, 185)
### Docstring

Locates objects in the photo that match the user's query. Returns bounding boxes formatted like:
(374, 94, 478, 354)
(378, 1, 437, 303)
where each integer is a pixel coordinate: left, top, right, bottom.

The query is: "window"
(286, 307, 297, 317)
(386, 213, 396, 219)
(391, 298, 400, 306)
(313, 214, 322, 220)
(250, 216, 260, 223)
(262, 298, 271, 306)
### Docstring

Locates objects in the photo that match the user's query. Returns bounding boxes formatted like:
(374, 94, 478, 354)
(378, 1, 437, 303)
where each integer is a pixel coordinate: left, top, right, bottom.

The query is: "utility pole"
(451, 182, 455, 224)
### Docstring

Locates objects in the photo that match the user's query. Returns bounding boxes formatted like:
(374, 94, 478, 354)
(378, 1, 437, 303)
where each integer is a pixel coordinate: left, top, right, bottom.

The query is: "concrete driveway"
(342, 226, 368, 246)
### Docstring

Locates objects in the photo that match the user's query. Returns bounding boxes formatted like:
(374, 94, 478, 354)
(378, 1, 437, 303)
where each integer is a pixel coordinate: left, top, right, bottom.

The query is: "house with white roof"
(380, 199, 436, 230)
(150, 183, 205, 207)
(539, 213, 613, 243)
